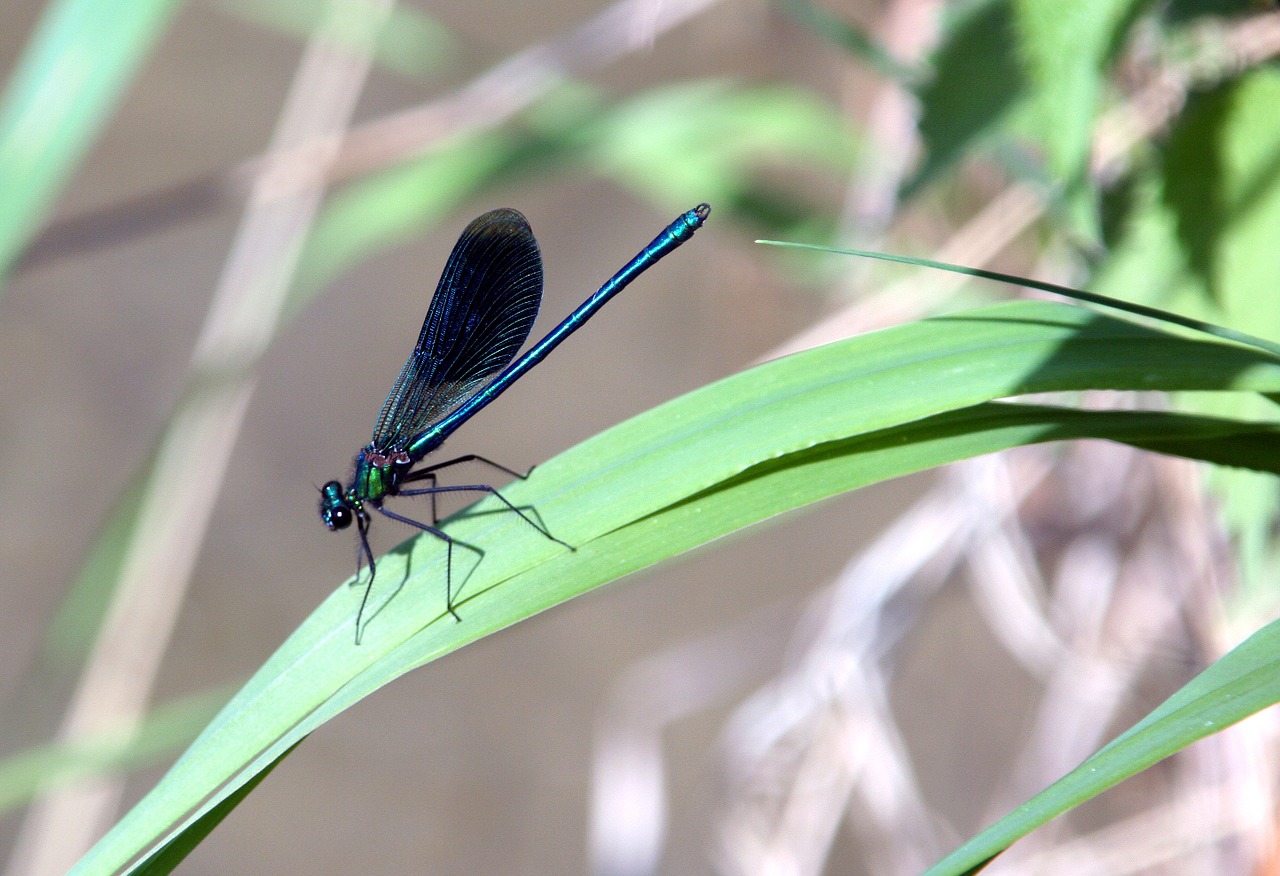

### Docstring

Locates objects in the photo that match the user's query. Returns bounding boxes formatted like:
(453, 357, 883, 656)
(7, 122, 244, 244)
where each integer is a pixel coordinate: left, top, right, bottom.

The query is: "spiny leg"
(399, 455, 537, 525)
(375, 504, 462, 623)
(397, 482, 573, 550)
(353, 513, 377, 646)
(400, 453, 534, 483)
(403, 469, 442, 524)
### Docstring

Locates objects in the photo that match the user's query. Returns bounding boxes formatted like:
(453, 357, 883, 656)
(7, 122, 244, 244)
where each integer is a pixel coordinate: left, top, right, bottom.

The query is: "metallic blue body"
(406, 202, 710, 459)
(319, 203, 710, 641)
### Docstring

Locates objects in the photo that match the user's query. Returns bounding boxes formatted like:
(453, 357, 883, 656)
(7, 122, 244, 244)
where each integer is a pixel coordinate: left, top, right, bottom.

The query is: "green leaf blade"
(76, 300, 1280, 874)
(924, 618, 1280, 875)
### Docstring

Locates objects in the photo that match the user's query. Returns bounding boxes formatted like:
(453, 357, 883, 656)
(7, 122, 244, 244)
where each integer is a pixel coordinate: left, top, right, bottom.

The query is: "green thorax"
(350, 445, 412, 504)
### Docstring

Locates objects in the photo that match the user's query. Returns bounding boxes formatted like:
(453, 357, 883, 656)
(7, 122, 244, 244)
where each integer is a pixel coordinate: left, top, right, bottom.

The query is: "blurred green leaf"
(925, 615, 1280, 874)
(906, 0, 1025, 197)
(210, 0, 454, 80)
(0, 455, 157, 763)
(288, 133, 519, 307)
(292, 81, 858, 304)
(41, 456, 157, 668)
(0, 688, 228, 816)
(1161, 0, 1263, 24)
(573, 81, 858, 236)
(1094, 166, 1194, 308)
(1011, 0, 1140, 240)
(0, 0, 184, 286)
(1155, 69, 1280, 580)
(775, 0, 920, 83)
(1161, 69, 1280, 335)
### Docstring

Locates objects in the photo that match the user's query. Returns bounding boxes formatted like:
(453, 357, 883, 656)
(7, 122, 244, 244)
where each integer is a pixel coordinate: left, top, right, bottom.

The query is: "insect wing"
(371, 209, 543, 450)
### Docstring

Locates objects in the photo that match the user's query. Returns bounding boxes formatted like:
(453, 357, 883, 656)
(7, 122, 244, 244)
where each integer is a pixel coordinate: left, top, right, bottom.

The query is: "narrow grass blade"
(75, 300, 1280, 874)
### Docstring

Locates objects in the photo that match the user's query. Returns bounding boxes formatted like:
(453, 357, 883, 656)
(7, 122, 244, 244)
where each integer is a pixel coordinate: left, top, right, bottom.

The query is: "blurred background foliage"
(1, 0, 1280, 872)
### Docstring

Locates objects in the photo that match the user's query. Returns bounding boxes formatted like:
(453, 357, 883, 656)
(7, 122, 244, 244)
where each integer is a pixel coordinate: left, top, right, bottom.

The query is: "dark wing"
(371, 209, 542, 450)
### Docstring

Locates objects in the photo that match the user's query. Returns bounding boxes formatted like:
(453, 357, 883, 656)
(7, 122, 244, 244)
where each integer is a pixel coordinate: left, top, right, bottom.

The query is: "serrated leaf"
(907, 0, 1025, 196)
(1011, 0, 1139, 239)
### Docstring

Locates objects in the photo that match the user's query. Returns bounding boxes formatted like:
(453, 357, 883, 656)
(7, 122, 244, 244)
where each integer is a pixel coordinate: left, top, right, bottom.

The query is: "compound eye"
(325, 506, 353, 531)
(319, 482, 355, 530)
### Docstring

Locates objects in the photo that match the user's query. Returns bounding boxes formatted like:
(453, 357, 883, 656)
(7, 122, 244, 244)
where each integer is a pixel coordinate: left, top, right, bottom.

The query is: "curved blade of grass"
(756, 240, 1280, 358)
(127, 743, 300, 876)
(115, 400, 1280, 875)
(924, 615, 1280, 875)
(76, 299, 1280, 874)
(0, 0, 183, 284)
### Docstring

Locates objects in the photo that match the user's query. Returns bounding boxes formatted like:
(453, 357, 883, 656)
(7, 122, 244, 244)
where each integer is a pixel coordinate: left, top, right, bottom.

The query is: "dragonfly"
(320, 203, 710, 642)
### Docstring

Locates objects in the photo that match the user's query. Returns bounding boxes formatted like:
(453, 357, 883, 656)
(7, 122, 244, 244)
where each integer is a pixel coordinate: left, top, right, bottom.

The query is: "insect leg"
(399, 455, 534, 523)
(353, 513, 377, 645)
(397, 482, 572, 550)
(375, 505, 462, 623)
